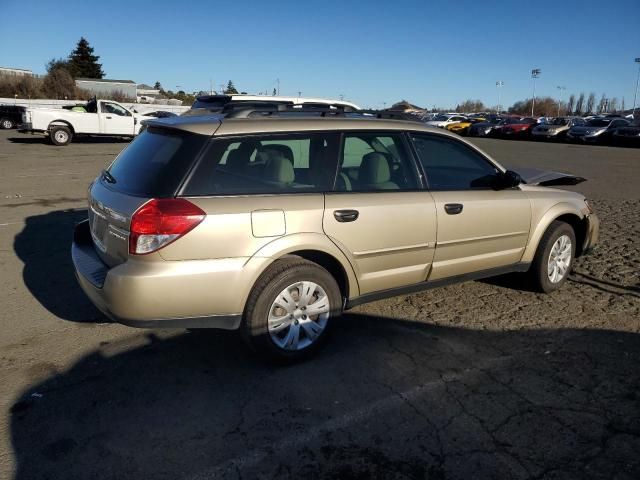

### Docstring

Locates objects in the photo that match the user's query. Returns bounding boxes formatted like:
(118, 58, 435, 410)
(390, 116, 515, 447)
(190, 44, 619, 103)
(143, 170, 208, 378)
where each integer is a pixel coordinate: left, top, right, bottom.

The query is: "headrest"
(264, 155, 295, 184)
(263, 144, 294, 163)
(359, 152, 391, 184)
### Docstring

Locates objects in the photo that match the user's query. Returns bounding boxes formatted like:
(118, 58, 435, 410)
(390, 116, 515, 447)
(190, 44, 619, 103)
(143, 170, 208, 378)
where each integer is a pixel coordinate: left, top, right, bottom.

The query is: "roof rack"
(359, 110, 424, 123)
(221, 104, 423, 122)
(222, 102, 358, 119)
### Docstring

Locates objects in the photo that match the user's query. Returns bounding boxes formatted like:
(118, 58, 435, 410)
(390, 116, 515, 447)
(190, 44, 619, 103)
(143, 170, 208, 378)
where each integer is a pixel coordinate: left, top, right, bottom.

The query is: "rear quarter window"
(106, 127, 207, 197)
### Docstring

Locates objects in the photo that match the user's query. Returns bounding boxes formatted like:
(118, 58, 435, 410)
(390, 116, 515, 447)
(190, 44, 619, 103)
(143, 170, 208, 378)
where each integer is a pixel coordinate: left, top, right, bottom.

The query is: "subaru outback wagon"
(72, 108, 599, 361)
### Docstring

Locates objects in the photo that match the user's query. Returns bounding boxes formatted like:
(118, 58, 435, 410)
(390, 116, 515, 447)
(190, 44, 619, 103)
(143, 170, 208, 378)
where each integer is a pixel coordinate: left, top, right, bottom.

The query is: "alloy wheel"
(547, 234, 572, 283)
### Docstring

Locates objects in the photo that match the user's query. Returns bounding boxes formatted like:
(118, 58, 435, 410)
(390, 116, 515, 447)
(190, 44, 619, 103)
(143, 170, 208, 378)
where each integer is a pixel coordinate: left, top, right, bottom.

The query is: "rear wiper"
(101, 169, 116, 184)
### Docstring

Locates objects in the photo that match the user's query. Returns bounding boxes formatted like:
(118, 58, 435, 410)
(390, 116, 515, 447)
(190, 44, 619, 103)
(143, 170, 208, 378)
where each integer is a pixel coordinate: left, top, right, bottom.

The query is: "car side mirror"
(498, 170, 522, 189)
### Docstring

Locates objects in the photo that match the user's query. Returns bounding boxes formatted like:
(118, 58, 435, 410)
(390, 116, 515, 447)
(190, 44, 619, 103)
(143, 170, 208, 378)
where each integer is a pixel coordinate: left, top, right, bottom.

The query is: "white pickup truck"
(19, 98, 152, 146)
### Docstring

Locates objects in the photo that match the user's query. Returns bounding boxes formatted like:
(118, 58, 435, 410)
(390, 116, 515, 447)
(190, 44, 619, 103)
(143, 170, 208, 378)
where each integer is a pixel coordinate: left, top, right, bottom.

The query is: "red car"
(498, 117, 538, 139)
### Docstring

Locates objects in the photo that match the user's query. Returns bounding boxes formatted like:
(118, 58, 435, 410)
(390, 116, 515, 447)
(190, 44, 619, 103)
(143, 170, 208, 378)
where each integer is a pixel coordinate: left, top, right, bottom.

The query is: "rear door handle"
(105, 116, 112, 119)
(444, 203, 463, 215)
(334, 209, 359, 222)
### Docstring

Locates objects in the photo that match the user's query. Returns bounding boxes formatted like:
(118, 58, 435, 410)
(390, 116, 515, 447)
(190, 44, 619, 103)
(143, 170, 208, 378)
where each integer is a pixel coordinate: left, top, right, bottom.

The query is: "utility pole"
(556, 85, 566, 117)
(496, 81, 504, 113)
(276, 78, 280, 96)
(531, 68, 541, 116)
(633, 57, 640, 116)
(210, 79, 213, 95)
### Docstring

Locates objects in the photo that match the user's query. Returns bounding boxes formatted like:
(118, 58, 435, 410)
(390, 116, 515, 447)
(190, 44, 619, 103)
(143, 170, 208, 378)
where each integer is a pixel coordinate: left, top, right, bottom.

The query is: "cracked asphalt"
(0, 130, 638, 479)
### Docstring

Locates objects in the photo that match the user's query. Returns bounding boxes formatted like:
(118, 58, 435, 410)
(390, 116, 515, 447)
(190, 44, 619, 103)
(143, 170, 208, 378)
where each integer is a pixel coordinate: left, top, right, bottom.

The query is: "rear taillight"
(129, 198, 205, 255)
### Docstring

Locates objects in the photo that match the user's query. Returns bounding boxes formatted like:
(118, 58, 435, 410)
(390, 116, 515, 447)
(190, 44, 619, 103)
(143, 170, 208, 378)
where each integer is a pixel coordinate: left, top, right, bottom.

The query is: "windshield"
(586, 119, 611, 127)
(432, 115, 450, 121)
(106, 127, 208, 196)
(552, 118, 569, 125)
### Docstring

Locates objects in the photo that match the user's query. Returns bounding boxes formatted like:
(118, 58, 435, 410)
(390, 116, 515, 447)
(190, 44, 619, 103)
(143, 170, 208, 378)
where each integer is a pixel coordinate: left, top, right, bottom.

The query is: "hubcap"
(55, 131, 68, 143)
(268, 281, 330, 351)
(547, 235, 572, 283)
(2, 120, 11, 129)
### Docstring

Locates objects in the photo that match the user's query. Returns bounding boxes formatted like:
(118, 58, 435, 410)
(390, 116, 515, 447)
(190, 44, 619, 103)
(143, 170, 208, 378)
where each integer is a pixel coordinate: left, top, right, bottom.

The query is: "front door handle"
(334, 209, 359, 222)
(444, 203, 463, 215)
(105, 116, 112, 119)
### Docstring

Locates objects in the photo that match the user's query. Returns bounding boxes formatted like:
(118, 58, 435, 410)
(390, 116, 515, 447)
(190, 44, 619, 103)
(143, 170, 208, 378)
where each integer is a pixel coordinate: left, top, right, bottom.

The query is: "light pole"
(556, 86, 566, 117)
(496, 81, 504, 113)
(633, 57, 640, 116)
(531, 68, 541, 116)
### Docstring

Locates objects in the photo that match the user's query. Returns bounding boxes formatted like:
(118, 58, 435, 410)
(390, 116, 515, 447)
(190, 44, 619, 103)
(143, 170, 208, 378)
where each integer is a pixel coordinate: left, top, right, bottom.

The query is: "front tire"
(49, 126, 72, 146)
(1, 118, 14, 129)
(529, 221, 576, 293)
(241, 257, 342, 362)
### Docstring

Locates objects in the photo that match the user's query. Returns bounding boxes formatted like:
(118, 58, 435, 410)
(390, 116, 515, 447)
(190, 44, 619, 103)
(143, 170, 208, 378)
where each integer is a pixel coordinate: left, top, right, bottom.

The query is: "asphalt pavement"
(0, 130, 638, 479)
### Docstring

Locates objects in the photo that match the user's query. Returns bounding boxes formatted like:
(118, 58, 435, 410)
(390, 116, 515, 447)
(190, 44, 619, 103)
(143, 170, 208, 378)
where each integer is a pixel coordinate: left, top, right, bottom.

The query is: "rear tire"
(241, 257, 342, 363)
(528, 221, 576, 293)
(49, 126, 72, 146)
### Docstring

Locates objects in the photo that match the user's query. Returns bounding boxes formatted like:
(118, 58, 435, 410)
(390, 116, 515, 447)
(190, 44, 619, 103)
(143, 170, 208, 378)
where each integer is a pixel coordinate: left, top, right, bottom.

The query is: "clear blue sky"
(1, 0, 639, 109)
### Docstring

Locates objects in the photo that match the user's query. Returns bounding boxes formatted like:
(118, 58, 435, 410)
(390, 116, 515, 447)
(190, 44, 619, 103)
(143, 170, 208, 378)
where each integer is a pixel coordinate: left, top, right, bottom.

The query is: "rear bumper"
(72, 219, 243, 329)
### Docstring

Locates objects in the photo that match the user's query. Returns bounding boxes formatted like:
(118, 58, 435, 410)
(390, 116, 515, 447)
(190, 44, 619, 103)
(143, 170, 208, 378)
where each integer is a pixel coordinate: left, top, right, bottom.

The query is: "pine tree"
(154, 81, 162, 90)
(225, 81, 238, 94)
(67, 37, 105, 79)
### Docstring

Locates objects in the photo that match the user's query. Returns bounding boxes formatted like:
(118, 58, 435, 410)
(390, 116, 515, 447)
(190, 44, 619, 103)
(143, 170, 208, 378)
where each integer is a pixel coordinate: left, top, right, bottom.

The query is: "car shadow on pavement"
(9, 314, 640, 480)
(14, 208, 105, 323)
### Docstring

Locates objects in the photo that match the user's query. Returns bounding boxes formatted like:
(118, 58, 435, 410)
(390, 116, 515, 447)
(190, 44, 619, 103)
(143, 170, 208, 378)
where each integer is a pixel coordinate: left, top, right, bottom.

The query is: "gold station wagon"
(72, 105, 599, 361)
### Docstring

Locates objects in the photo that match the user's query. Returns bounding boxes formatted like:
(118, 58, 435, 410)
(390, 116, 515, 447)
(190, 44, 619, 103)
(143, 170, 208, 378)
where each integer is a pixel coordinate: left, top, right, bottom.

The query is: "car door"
(323, 132, 437, 295)
(410, 133, 531, 280)
(99, 102, 135, 135)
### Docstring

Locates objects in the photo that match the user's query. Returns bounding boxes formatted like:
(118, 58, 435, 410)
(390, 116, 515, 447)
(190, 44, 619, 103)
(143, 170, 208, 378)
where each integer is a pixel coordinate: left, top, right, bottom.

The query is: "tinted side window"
(411, 134, 500, 191)
(337, 133, 419, 192)
(183, 133, 339, 196)
(101, 102, 131, 116)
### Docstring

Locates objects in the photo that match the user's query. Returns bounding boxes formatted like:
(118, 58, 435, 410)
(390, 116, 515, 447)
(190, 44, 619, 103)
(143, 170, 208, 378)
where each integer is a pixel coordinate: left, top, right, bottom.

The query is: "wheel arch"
(48, 120, 75, 133)
(521, 203, 587, 263)
(240, 233, 360, 312)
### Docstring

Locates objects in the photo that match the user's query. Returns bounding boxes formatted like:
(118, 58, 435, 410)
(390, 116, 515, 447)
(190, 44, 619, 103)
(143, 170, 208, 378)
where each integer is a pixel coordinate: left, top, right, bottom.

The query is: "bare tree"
(586, 93, 596, 114)
(457, 99, 485, 113)
(597, 94, 607, 113)
(609, 97, 618, 112)
(575, 93, 585, 115)
(622, 98, 625, 112)
(567, 94, 576, 115)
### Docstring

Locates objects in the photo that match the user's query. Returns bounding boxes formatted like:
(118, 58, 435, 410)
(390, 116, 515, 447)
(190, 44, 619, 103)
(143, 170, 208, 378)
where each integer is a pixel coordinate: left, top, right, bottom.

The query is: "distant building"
(75, 78, 137, 99)
(136, 83, 161, 103)
(0, 67, 34, 77)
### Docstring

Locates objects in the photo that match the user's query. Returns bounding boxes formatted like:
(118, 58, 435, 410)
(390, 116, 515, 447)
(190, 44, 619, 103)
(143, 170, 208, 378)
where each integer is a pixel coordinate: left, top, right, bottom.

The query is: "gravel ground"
(0, 130, 638, 479)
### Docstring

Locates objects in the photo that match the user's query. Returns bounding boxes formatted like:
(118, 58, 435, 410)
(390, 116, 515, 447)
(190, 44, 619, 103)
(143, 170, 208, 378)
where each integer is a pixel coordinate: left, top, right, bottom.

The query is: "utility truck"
(19, 98, 152, 146)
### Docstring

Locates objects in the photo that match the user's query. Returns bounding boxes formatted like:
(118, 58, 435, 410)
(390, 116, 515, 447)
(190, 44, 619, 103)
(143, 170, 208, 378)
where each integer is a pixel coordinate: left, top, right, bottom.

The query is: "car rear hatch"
(87, 120, 218, 268)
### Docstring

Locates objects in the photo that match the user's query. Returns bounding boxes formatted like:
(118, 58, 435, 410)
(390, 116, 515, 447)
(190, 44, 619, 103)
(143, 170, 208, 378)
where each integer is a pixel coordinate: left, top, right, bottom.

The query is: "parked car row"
(426, 112, 638, 147)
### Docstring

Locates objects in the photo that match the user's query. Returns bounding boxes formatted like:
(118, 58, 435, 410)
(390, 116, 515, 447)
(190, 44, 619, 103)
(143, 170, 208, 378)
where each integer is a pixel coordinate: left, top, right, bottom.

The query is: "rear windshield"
(105, 127, 207, 197)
